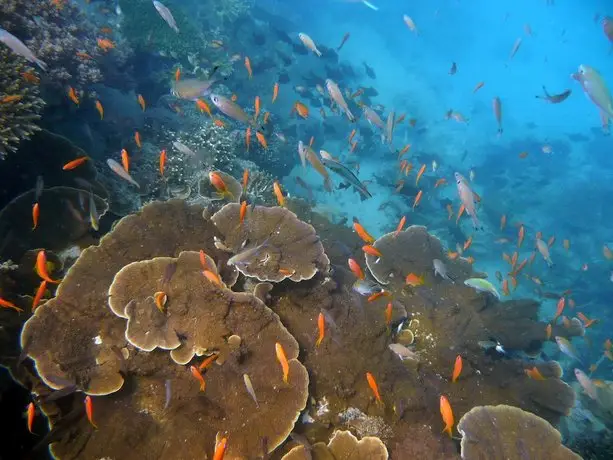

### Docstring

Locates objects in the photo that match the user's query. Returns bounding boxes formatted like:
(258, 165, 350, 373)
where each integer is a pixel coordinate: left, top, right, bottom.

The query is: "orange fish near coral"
(272, 82, 279, 103)
(203, 269, 222, 287)
(273, 181, 285, 207)
(137, 94, 146, 111)
(67, 87, 79, 106)
(32, 202, 39, 230)
(440, 395, 454, 437)
(362, 245, 382, 258)
(365, 372, 382, 404)
(518, 224, 525, 248)
(545, 323, 552, 340)
(159, 149, 167, 176)
(1, 95, 22, 103)
(394, 216, 406, 237)
(121, 149, 129, 173)
(213, 437, 228, 460)
(95, 100, 104, 119)
(32, 280, 47, 311)
(348, 258, 365, 280)
(452, 355, 462, 383)
(353, 220, 375, 243)
(525, 367, 546, 380)
(242, 169, 249, 189)
(27, 402, 35, 433)
(21, 72, 40, 84)
(434, 178, 447, 188)
(190, 365, 206, 391)
(196, 98, 211, 116)
(275, 342, 290, 383)
(198, 353, 219, 371)
(62, 156, 88, 170)
(255, 131, 267, 149)
(97, 38, 115, 51)
(174, 67, 181, 82)
(239, 200, 247, 225)
(293, 101, 309, 119)
(75, 51, 93, 60)
(254, 96, 261, 121)
(84, 395, 97, 428)
(405, 273, 425, 287)
(316, 312, 325, 347)
(36, 250, 60, 284)
(416, 164, 426, 186)
(134, 131, 142, 149)
(385, 302, 393, 328)
(0, 297, 22, 312)
(413, 190, 423, 209)
(209, 172, 234, 201)
(244, 56, 253, 79)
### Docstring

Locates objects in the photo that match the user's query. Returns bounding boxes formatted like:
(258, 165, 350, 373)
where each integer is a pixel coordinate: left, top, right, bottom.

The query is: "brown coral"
(364, 226, 473, 288)
(457, 405, 582, 459)
(282, 430, 388, 460)
(212, 203, 330, 282)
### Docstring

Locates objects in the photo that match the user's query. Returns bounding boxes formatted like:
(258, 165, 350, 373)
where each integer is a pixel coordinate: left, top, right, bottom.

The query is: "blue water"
(2, 0, 613, 457)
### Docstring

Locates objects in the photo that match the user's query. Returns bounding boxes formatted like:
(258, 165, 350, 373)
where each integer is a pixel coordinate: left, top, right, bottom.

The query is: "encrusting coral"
(282, 430, 388, 460)
(457, 404, 582, 459)
(0, 48, 44, 158)
(20, 200, 309, 459)
(212, 203, 330, 282)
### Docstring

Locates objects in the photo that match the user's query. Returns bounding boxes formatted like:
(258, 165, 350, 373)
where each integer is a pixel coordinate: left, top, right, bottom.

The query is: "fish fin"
(542, 85, 550, 97)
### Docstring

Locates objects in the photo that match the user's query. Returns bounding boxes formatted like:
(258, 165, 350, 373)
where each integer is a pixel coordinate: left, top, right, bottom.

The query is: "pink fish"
(492, 97, 503, 134)
(326, 79, 356, 122)
(455, 172, 481, 230)
(571, 65, 613, 118)
(209, 94, 251, 124)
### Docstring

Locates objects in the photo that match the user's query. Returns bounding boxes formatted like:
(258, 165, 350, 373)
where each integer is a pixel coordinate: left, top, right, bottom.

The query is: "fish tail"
(35, 58, 48, 72)
(442, 425, 452, 437)
(315, 50, 322, 57)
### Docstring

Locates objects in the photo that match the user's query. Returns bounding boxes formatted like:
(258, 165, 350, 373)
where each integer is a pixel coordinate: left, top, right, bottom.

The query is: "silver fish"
(89, 191, 99, 231)
(352, 278, 382, 296)
(153, 1, 179, 33)
(433, 259, 453, 282)
(325, 79, 356, 122)
(362, 105, 384, 129)
(171, 78, 217, 100)
(210, 94, 250, 124)
(172, 141, 196, 157)
(385, 110, 395, 144)
(320, 156, 371, 199)
(388, 343, 420, 362)
(243, 374, 259, 408)
(107, 159, 140, 188)
(0, 28, 47, 70)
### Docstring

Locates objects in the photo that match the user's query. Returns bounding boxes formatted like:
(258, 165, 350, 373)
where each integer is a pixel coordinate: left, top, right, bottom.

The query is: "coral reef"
(457, 405, 582, 459)
(212, 203, 330, 282)
(1, 0, 130, 88)
(0, 48, 44, 158)
(283, 430, 388, 460)
(20, 200, 310, 458)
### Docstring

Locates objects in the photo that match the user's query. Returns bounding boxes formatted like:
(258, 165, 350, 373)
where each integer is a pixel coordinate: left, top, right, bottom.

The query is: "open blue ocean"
(0, 0, 612, 458)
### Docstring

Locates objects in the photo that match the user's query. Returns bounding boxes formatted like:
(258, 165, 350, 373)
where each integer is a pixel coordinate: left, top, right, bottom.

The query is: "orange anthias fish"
(272, 82, 279, 103)
(121, 149, 130, 173)
(95, 100, 104, 119)
(0, 296, 22, 312)
(203, 269, 222, 287)
(135, 131, 142, 149)
(137, 94, 146, 111)
(198, 353, 219, 372)
(517, 224, 525, 248)
(603, 244, 613, 260)
(242, 169, 249, 189)
(21, 71, 40, 84)
(97, 38, 115, 51)
(32, 202, 39, 230)
(244, 56, 253, 79)
(213, 119, 226, 128)
(385, 302, 393, 328)
(239, 200, 247, 225)
(577, 312, 599, 328)
(159, 149, 167, 176)
(413, 190, 423, 209)
(452, 355, 462, 383)
(27, 402, 35, 433)
(293, 101, 309, 119)
(275, 342, 290, 383)
(255, 131, 267, 149)
(67, 87, 79, 106)
(36, 250, 60, 284)
(84, 395, 97, 428)
(434, 178, 447, 188)
(174, 67, 181, 81)
(209, 172, 235, 201)
(367, 291, 390, 302)
(463, 236, 473, 251)
(62, 156, 88, 170)
(213, 438, 228, 460)
(75, 51, 93, 60)
(348, 258, 365, 280)
(545, 323, 552, 340)
(353, 220, 375, 243)
(500, 214, 507, 230)
(405, 273, 425, 287)
(32, 280, 47, 311)
(190, 365, 206, 391)
(415, 164, 426, 186)
(553, 297, 565, 322)
(263, 112, 270, 124)
(254, 95, 261, 121)
(316, 312, 325, 347)
(394, 216, 406, 237)
(365, 372, 382, 404)
(196, 98, 212, 116)
(440, 395, 454, 437)
(525, 367, 546, 381)
(362, 245, 382, 258)
(3, 94, 25, 103)
(473, 81, 485, 93)
(273, 181, 285, 207)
